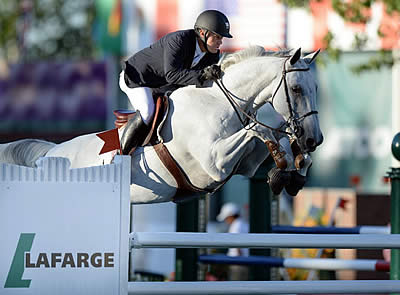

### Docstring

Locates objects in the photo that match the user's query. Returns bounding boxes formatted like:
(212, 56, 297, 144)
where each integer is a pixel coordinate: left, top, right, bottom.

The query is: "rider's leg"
(119, 71, 154, 154)
(119, 71, 155, 124)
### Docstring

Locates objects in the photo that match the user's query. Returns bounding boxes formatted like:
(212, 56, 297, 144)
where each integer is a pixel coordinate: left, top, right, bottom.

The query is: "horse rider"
(119, 10, 232, 155)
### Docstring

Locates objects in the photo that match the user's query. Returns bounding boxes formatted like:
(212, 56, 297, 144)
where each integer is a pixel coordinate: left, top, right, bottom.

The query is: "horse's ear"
(304, 49, 321, 64)
(289, 48, 301, 65)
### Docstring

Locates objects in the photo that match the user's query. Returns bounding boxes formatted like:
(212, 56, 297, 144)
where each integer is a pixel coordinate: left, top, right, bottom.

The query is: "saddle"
(113, 96, 210, 203)
(113, 96, 168, 146)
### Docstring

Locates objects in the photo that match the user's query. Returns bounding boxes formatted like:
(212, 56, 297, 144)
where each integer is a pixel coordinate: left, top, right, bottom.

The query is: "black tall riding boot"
(120, 110, 150, 155)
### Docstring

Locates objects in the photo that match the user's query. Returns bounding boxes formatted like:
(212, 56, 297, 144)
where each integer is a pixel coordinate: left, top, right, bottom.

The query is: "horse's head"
(218, 46, 323, 153)
(270, 48, 323, 153)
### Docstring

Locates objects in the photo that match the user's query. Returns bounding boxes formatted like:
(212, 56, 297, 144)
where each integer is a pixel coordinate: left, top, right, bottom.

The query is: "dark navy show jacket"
(123, 29, 220, 94)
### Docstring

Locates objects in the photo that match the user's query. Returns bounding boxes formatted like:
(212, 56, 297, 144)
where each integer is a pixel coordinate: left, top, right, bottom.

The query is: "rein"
(215, 79, 290, 135)
(216, 56, 318, 138)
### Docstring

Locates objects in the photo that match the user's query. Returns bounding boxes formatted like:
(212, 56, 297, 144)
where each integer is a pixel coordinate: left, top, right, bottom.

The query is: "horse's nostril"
(306, 138, 316, 149)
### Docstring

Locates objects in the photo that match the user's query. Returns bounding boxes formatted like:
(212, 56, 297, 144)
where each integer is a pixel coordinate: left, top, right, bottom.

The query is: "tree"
(281, 0, 400, 72)
(0, 0, 96, 62)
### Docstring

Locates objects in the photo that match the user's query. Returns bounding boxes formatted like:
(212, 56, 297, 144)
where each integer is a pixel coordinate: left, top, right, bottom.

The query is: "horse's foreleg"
(284, 153, 313, 196)
(216, 136, 259, 179)
(205, 128, 292, 181)
(233, 138, 270, 176)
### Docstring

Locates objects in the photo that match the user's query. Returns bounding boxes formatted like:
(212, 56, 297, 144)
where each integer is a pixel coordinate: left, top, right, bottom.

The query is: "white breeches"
(119, 71, 155, 125)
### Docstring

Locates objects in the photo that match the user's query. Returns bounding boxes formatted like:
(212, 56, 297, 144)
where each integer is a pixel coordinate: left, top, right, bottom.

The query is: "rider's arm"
(163, 33, 210, 87)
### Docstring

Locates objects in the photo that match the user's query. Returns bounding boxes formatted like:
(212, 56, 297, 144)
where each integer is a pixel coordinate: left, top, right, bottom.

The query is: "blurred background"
(1, 0, 399, 281)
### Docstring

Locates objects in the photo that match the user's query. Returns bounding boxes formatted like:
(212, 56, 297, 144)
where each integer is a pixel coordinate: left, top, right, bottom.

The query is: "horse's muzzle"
(305, 135, 324, 152)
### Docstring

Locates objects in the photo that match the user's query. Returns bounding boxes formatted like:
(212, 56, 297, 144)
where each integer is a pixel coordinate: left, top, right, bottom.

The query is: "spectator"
(217, 202, 249, 280)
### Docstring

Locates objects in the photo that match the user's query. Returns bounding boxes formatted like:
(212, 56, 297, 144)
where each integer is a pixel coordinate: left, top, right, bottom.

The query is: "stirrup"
(113, 110, 136, 129)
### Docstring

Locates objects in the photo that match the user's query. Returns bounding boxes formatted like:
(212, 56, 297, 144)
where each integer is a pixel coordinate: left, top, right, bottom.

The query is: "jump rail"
(271, 225, 390, 235)
(130, 232, 400, 249)
(198, 254, 390, 272)
(127, 280, 400, 295)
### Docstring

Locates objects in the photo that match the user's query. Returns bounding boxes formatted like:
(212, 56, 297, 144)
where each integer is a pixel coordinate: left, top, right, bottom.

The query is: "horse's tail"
(0, 139, 56, 167)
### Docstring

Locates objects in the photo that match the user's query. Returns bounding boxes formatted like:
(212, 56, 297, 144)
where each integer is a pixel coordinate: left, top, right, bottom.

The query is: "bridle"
(215, 56, 318, 138)
(270, 56, 318, 138)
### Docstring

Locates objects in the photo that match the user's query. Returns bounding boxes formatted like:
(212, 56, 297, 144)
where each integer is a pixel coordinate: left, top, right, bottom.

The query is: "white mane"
(220, 46, 293, 71)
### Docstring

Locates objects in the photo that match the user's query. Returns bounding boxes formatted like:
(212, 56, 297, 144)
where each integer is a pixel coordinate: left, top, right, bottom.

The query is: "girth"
(115, 96, 223, 203)
(152, 142, 212, 202)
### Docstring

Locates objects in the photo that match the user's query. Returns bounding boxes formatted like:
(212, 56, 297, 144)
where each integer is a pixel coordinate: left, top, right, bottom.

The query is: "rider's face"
(199, 30, 223, 53)
(206, 32, 223, 53)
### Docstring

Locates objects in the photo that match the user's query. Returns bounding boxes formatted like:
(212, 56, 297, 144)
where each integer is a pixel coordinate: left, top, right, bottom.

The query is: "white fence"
(2, 156, 400, 295)
(0, 156, 131, 295)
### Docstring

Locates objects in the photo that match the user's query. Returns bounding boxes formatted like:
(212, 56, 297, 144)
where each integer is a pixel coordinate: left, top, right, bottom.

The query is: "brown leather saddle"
(113, 96, 211, 203)
(113, 96, 168, 145)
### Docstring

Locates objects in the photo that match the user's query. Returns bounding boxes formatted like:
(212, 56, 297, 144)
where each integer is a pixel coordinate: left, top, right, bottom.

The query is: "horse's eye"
(291, 85, 302, 94)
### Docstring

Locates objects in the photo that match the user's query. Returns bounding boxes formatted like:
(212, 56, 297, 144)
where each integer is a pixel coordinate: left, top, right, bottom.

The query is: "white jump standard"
(1, 156, 131, 295)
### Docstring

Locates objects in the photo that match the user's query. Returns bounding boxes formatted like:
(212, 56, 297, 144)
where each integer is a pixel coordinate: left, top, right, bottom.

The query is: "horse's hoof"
(267, 167, 291, 195)
(265, 140, 288, 170)
(285, 184, 300, 196)
(285, 171, 307, 196)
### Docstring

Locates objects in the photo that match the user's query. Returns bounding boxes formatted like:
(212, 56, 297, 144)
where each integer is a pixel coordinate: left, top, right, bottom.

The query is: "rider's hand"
(201, 64, 222, 82)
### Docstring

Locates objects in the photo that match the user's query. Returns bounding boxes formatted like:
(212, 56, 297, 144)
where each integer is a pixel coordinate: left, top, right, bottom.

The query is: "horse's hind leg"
(0, 139, 55, 167)
(45, 133, 117, 168)
(0, 142, 14, 164)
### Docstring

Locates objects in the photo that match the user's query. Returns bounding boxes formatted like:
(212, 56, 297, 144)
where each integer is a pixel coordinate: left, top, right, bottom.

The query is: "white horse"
(0, 46, 323, 204)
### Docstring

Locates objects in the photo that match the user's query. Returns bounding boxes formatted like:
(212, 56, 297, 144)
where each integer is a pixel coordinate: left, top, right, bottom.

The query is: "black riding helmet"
(194, 10, 232, 52)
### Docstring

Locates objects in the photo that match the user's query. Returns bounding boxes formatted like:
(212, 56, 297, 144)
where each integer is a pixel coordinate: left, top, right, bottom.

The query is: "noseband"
(216, 56, 318, 138)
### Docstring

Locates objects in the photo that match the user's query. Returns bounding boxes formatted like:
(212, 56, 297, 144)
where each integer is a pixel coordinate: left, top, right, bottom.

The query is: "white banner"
(0, 156, 131, 295)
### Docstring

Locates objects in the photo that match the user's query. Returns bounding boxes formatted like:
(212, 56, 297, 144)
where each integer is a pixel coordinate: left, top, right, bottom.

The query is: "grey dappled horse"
(0, 46, 323, 203)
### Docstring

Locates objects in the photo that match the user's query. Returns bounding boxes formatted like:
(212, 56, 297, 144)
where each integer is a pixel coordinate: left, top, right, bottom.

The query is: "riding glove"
(201, 64, 222, 82)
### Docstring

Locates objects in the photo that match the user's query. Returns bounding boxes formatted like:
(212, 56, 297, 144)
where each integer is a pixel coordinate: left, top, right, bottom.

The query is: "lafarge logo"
(5, 233, 115, 288)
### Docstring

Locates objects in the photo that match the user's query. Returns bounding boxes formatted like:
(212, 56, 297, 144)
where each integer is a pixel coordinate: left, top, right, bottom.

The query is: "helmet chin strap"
(199, 29, 212, 54)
